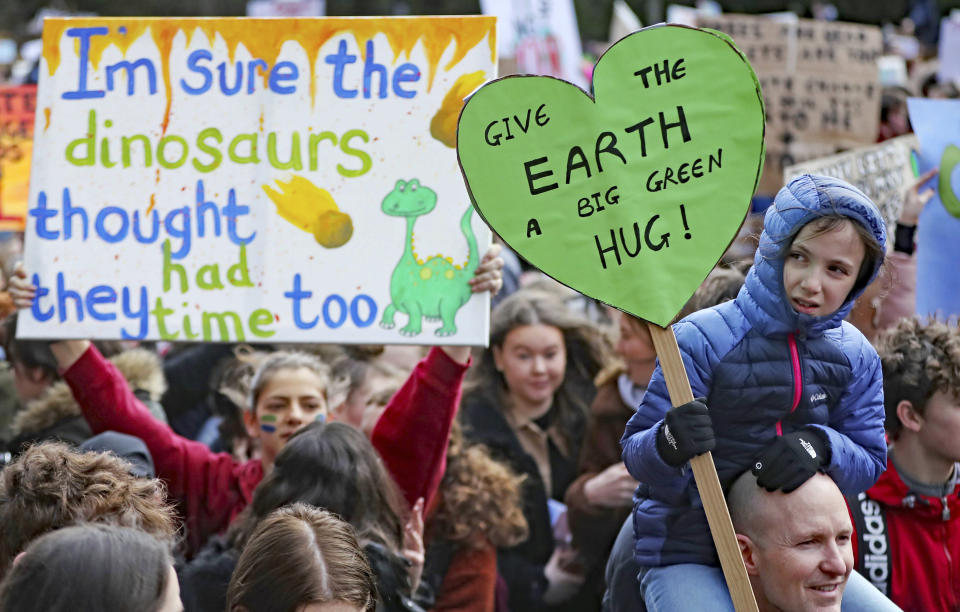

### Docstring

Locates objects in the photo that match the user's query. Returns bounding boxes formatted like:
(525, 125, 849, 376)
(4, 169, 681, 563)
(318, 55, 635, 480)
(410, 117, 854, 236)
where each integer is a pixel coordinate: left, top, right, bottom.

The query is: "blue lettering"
(247, 59, 268, 93)
(196, 181, 222, 238)
(322, 294, 348, 328)
(350, 295, 377, 327)
(163, 207, 192, 259)
(392, 63, 420, 98)
(121, 286, 149, 339)
(268, 61, 298, 94)
(86, 285, 117, 321)
(181, 50, 213, 95)
(62, 27, 108, 100)
(363, 40, 387, 99)
(29, 191, 59, 239)
(223, 189, 256, 246)
(325, 39, 358, 99)
(57, 272, 83, 323)
(31, 274, 54, 322)
(284, 273, 318, 329)
(132, 209, 160, 243)
(63, 188, 89, 240)
(218, 61, 243, 96)
(106, 58, 157, 96)
(94, 206, 130, 243)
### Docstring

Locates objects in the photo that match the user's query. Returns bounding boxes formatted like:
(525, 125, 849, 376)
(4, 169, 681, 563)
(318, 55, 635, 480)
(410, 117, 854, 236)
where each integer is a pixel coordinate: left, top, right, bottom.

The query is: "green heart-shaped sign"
(458, 25, 765, 326)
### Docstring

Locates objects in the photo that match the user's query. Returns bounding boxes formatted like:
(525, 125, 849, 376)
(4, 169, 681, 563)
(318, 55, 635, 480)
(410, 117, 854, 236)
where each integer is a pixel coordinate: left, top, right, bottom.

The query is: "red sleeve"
(63, 344, 254, 551)
(371, 347, 469, 510)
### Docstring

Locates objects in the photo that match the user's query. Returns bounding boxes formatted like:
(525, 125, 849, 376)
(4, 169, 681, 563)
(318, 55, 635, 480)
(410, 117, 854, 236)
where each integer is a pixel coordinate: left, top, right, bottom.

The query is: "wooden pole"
(647, 322, 759, 612)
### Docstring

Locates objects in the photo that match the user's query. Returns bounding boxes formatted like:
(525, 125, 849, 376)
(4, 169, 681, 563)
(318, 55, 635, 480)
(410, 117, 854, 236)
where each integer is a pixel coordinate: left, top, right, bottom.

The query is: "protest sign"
(458, 26, 764, 610)
(0, 85, 35, 231)
(458, 25, 764, 327)
(480, 0, 588, 91)
(20, 17, 496, 344)
(907, 98, 960, 320)
(784, 134, 918, 229)
(698, 14, 882, 195)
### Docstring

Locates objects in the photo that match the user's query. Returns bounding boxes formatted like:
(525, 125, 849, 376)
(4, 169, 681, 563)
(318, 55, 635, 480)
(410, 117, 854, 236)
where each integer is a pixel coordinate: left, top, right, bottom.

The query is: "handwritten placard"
(0, 85, 35, 231)
(20, 17, 495, 344)
(784, 134, 918, 229)
(698, 14, 882, 195)
(457, 25, 764, 327)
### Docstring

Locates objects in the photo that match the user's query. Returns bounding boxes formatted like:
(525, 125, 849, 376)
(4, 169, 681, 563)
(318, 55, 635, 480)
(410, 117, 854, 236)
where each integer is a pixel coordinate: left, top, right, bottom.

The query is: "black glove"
(752, 429, 830, 493)
(656, 398, 716, 467)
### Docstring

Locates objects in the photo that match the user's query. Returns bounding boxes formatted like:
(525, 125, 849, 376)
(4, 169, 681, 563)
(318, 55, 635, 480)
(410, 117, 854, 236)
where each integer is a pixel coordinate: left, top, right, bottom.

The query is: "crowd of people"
(0, 164, 955, 612)
(0, 6, 959, 612)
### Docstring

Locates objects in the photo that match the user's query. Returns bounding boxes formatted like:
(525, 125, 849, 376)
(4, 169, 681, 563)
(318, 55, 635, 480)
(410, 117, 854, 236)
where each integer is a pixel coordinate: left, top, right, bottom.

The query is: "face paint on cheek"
(260, 413, 278, 433)
(314, 414, 326, 424)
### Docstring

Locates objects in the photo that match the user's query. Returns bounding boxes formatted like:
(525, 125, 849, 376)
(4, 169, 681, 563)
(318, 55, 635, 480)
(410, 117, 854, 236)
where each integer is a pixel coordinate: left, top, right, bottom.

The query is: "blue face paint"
(260, 424, 277, 433)
(314, 413, 326, 424)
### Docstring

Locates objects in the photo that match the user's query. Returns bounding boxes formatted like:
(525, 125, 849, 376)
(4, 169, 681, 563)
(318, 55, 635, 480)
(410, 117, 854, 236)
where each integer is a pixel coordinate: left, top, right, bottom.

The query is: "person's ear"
(896, 400, 924, 433)
(737, 534, 760, 576)
(492, 346, 504, 372)
(243, 410, 260, 439)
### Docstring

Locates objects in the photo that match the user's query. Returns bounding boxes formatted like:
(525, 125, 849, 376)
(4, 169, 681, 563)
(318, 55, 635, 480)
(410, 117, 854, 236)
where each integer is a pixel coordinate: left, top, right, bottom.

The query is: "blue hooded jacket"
(621, 175, 888, 567)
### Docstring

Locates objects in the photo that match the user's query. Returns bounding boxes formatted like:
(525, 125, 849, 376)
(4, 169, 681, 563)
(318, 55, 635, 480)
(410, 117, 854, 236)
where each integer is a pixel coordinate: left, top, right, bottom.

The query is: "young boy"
(849, 317, 960, 611)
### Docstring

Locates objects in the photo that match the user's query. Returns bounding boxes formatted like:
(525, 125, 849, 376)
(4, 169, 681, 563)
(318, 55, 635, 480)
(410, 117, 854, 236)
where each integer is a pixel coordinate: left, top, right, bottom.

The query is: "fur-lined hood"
(11, 348, 167, 437)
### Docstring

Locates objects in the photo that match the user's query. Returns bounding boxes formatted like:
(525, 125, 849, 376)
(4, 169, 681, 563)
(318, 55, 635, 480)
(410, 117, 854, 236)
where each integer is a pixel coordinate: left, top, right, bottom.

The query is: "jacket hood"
(869, 459, 960, 520)
(739, 174, 887, 337)
(11, 348, 168, 437)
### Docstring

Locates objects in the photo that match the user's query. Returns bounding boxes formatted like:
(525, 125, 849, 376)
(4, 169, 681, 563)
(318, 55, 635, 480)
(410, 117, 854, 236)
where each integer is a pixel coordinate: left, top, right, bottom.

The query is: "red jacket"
(851, 459, 960, 612)
(65, 345, 467, 554)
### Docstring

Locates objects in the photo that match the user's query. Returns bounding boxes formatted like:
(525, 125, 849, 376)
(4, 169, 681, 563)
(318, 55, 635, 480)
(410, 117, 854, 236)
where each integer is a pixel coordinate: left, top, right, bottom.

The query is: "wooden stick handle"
(648, 322, 759, 612)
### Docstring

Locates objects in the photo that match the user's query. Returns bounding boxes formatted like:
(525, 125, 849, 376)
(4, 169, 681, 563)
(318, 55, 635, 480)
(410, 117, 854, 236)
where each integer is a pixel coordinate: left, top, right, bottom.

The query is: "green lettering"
(228, 133, 260, 164)
(162, 240, 189, 293)
(337, 129, 372, 178)
(196, 263, 224, 290)
(193, 127, 223, 173)
(267, 131, 302, 170)
(202, 311, 245, 341)
(150, 296, 178, 340)
(248, 308, 276, 338)
(157, 135, 189, 169)
(122, 134, 152, 168)
(228, 244, 254, 287)
(308, 131, 338, 171)
(66, 109, 96, 166)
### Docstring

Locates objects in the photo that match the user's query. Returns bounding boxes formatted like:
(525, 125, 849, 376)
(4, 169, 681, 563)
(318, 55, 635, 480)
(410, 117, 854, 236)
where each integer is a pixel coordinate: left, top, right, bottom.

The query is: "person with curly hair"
(421, 421, 528, 611)
(0, 441, 177, 579)
(848, 317, 960, 611)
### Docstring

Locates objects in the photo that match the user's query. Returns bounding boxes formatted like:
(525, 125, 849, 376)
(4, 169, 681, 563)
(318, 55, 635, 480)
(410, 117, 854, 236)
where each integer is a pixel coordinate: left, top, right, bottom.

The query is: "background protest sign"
(0, 85, 35, 231)
(698, 13, 882, 196)
(457, 25, 764, 328)
(784, 134, 918, 229)
(458, 26, 764, 609)
(20, 16, 495, 344)
(907, 97, 960, 320)
(480, 0, 588, 91)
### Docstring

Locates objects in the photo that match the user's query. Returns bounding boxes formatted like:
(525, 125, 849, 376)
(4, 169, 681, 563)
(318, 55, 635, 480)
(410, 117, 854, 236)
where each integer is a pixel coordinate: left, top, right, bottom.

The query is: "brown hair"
(469, 289, 611, 449)
(0, 442, 177, 579)
(431, 422, 528, 549)
(877, 317, 960, 438)
(0, 524, 173, 612)
(790, 214, 884, 298)
(227, 503, 376, 612)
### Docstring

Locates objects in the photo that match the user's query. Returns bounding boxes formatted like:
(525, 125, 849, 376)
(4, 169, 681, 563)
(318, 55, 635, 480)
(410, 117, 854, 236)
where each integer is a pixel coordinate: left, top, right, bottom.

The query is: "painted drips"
(41, 17, 496, 133)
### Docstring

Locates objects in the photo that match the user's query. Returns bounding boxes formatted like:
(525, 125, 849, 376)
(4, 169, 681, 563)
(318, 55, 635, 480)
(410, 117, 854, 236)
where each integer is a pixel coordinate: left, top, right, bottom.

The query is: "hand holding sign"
(457, 24, 764, 611)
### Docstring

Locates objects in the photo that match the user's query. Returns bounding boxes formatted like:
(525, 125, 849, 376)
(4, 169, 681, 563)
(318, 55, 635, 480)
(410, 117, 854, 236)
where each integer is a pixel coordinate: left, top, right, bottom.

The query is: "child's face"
(493, 324, 566, 411)
(783, 220, 865, 318)
(616, 313, 656, 384)
(248, 367, 328, 464)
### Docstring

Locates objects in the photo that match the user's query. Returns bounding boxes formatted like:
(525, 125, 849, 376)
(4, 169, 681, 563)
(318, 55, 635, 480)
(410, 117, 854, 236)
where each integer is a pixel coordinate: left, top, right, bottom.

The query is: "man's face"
(748, 479, 854, 611)
(917, 389, 960, 464)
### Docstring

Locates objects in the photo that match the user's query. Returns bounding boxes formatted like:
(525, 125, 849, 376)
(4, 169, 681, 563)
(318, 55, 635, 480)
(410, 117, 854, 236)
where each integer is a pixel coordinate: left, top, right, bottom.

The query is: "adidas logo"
(799, 437, 817, 459)
(810, 392, 827, 403)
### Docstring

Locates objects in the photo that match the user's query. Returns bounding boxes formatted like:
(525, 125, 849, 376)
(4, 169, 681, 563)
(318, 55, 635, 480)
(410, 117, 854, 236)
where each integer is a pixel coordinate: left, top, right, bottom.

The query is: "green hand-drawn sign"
(940, 144, 960, 218)
(457, 24, 765, 326)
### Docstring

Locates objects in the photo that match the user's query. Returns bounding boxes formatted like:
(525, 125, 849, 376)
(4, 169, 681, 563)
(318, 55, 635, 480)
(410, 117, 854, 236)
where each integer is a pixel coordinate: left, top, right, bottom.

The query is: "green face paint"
(260, 414, 278, 423)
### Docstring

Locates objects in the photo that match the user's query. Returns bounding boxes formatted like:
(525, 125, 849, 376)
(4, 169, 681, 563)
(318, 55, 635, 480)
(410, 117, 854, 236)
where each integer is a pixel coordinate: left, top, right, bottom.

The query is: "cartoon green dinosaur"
(380, 179, 478, 337)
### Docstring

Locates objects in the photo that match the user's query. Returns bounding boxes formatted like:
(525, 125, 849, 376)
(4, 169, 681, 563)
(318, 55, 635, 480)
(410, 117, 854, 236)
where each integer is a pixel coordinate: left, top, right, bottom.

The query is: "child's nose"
(800, 271, 822, 293)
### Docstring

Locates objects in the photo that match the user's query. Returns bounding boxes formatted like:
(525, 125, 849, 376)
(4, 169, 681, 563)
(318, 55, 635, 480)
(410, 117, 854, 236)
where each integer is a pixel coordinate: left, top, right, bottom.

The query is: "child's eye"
(788, 251, 805, 261)
(829, 265, 850, 275)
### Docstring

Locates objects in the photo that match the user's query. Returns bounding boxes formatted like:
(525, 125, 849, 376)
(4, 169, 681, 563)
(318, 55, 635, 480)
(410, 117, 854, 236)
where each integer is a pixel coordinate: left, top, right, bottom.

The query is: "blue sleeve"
(809, 330, 887, 494)
(621, 320, 715, 485)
